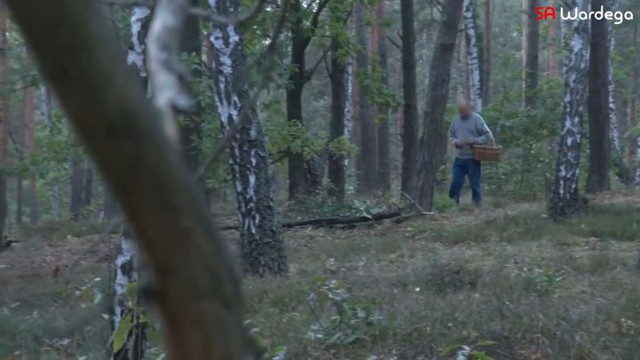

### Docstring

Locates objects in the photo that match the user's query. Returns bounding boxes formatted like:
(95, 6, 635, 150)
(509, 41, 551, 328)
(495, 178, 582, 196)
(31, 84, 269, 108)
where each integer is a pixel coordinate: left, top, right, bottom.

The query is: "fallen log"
(219, 210, 403, 231)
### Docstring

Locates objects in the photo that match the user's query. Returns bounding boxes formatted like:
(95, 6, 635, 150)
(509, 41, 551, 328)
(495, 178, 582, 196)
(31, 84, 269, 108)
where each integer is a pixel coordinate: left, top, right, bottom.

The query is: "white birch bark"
(110, 8, 150, 359)
(127, 6, 151, 78)
(111, 233, 146, 360)
(208, 0, 286, 276)
(345, 60, 353, 140)
(608, 0, 621, 154)
(550, 0, 590, 219)
(463, 0, 482, 112)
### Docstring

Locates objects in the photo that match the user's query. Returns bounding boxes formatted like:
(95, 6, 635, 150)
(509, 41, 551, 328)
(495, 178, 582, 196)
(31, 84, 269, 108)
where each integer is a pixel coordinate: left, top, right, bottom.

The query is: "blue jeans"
(449, 157, 482, 205)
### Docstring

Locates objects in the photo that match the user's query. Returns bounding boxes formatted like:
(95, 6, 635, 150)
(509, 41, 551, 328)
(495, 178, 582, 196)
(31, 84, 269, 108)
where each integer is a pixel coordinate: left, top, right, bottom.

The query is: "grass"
(2, 194, 640, 359)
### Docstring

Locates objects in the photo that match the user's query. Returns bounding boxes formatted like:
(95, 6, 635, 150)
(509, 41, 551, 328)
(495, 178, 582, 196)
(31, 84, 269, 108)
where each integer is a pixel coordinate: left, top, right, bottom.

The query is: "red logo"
(536, 6, 557, 20)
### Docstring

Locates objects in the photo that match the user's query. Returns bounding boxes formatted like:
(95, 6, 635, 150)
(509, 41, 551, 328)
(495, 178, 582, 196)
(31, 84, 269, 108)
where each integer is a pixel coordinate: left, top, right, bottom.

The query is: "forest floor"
(1, 193, 640, 359)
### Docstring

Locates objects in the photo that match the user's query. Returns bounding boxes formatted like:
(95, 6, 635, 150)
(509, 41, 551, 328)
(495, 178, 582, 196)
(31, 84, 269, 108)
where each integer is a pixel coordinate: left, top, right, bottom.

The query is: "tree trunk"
(16, 111, 23, 226)
(0, 5, 9, 237)
(286, 2, 307, 199)
(355, 1, 377, 195)
(69, 152, 84, 221)
(24, 84, 38, 225)
(482, 0, 492, 105)
(400, 0, 419, 197)
(180, 0, 203, 195)
(607, 0, 632, 185)
(39, 84, 60, 220)
(82, 159, 94, 207)
(415, 0, 464, 211)
(112, 228, 147, 360)
(374, 0, 391, 192)
(546, 0, 561, 77)
(285, 0, 325, 199)
(586, 0, 611, 193)
(463, 0, 482, 112)
(6, 0, 251, 358)
(209, 0, 287, 276)
(328, 29, 347, 201)
(110, 6, 153, 359)
(523, 0, 539, 108)
(549, 0, 590, 220)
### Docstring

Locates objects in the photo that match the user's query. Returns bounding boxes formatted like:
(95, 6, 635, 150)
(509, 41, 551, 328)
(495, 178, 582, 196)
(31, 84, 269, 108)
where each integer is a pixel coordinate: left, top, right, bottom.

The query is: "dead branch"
(5, 0, 249, 358)
(219, 210, 403, 231)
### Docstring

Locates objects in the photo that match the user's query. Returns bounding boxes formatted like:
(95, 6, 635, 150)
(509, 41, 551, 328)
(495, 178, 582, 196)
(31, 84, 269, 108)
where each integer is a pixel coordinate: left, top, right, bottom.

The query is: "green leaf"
(111, 312, 134, 352)
(476, 340, 498, 347)
(440, 344, 461, 356)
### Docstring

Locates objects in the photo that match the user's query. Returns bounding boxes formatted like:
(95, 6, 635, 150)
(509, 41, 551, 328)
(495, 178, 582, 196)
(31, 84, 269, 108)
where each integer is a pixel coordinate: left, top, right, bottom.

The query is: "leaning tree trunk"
(209, 0, 287, 276)
(110, 6, 152, 360)
(463, 0, 482, 112)
(586, 0, 611, 193)
(6, 0, 252, 357)
(400, 0, 419, 197)
(549, 0, 590, 220)
(523, 0, 539, 108)
(415, 0, 464, 211)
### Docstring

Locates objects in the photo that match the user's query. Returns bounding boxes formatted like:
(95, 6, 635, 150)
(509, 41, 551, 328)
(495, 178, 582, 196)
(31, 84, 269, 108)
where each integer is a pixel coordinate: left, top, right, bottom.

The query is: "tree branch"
(102, 0, 268, 25)
(302, 0, 330, 48)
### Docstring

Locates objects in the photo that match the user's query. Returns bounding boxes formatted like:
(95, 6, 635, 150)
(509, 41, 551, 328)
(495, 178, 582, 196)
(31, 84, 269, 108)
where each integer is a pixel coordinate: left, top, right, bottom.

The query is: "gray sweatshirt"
(448, 113, 493, 159)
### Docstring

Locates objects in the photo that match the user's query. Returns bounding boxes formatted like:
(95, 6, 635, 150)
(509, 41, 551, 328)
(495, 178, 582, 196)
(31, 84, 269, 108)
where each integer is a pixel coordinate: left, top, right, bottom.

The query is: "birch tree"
(606, 0, 633, 185)
(549, 0, 590, 220)
(111, 6, 152, 360)
(208, 0, 287, 276)
(463, 0, 482, 112)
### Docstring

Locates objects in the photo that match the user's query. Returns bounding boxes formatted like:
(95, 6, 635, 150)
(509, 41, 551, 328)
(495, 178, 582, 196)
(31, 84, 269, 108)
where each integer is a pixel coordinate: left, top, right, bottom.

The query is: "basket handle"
(488, 132, 496, 146)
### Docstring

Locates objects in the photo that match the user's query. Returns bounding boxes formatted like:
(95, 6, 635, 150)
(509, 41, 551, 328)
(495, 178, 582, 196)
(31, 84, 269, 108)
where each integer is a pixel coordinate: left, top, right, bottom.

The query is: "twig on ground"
(402, 192, 434, 215)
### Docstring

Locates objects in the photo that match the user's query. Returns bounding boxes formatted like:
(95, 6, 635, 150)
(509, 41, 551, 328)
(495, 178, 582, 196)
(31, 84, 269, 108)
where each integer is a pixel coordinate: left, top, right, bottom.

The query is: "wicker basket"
(473, 144, 503, 162)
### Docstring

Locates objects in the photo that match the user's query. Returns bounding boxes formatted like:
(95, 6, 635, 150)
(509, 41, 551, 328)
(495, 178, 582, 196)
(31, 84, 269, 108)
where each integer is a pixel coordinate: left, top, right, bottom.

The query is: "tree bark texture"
(209, 0, 287, 276)
(415, 0, 464, 211)
(400, 0, 419, 197)
(549, 0, 590, 220)
(4, 0, 250, 358)
(586, 0, 611, 193)
(523, 0, 539, 108)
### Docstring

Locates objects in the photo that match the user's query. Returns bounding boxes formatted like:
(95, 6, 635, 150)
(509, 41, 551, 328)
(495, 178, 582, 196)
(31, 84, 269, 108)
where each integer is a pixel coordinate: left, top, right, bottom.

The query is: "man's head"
(457, 99, 472, 119)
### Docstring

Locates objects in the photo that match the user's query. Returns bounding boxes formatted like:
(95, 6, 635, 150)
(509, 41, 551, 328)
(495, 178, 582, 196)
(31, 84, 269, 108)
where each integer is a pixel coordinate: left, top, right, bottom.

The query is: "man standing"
(448, 100, 493, 206)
